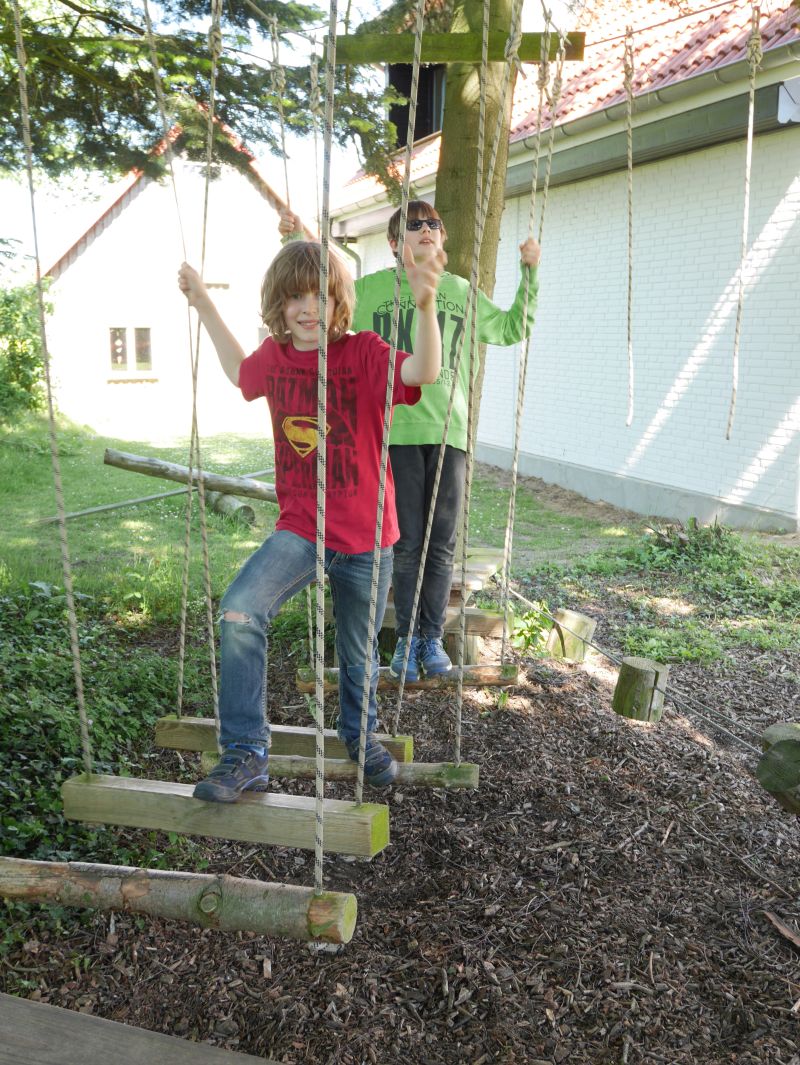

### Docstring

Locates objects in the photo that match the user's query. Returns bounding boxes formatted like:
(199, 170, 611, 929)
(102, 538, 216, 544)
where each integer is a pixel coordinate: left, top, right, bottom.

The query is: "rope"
(269, 16, 292, 207)
(499, 23, 568, 665)
(389, 0, 526, 742)
(726, 3, 762, 440)
(623, 25, 635, 428)
(353, 0, 426, 804)
(11, 0, 93, 777)
(312, 0, 339, 895)
(503, 584, 763, 755)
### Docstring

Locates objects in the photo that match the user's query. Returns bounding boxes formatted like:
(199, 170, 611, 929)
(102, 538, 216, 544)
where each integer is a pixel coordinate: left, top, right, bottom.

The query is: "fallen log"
(104, 449, 278, 503)
(0, 856, 357, 943)
(206, 490, 256, 525)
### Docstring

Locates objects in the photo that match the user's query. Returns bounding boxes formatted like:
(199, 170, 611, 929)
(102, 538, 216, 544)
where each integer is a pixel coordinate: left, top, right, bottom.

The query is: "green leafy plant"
(0, 282, 49, 420)
(511, 599, 551, 655)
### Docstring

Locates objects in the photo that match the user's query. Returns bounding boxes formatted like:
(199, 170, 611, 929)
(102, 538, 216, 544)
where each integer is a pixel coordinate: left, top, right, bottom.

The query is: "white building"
(45, 141, 294, 443)
(331, 0, 800, 531)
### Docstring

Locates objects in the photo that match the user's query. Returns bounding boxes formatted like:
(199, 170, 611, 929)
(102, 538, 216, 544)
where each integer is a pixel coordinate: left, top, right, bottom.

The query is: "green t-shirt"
(353, 266, 539, 449)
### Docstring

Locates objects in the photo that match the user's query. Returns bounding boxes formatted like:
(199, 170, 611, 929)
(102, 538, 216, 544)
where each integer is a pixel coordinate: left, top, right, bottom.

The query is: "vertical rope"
(390, 0, 525, 735)
(313, 0, 339, 896)
(623, 25, 635, 427)
(270, 15, 292, 208)
(353, 0, 426, 804)
(11, 0, 93, 777)
(726, 3, 762, 440)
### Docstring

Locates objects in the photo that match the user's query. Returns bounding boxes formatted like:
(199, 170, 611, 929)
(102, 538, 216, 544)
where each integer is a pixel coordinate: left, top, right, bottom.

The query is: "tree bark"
(0, 857, 356, 943)
(104, 449, 277, 503)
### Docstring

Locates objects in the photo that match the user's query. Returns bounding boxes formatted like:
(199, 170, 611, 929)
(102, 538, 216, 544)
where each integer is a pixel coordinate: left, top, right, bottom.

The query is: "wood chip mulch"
(5, 641, 800, 1065)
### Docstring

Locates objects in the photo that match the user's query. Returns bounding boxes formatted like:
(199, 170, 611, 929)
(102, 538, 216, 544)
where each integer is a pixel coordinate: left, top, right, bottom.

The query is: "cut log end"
(612, 655, 670, 723)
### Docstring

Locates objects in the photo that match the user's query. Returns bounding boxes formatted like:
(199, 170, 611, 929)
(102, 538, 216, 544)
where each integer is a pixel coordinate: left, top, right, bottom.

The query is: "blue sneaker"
(389, 635, 419, 682)
(193, 745, 269, 803)
(418, 637, 452, 676)
(345, 736, 398, 789)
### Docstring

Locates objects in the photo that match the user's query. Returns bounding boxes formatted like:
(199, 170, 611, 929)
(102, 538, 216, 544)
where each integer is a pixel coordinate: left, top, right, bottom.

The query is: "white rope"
(624, 25, 635, 428)
(11, 0, 93, 777)
(726, 3, 762, 440)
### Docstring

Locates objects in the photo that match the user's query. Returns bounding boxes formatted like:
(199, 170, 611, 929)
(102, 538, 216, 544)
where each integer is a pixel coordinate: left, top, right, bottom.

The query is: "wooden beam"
(200, 753, 480, 790)
(334, 31, 585, 65)
(296, 663, 520, 693)
(0, 857, 356, 944)
(62, 774, 389, 858)
(104, 449, 278, 503)
(155, 717, 414, 762)
(0, 992, 273, 1065)
(380, 602, 510, 636)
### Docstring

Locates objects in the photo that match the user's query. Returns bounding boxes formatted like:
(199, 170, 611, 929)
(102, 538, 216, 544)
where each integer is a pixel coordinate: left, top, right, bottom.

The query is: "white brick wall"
(480, 128, 800, 526)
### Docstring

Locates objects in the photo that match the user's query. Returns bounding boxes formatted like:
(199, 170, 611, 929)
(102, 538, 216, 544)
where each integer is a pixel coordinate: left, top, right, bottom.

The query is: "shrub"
(0, 282, 48, 420)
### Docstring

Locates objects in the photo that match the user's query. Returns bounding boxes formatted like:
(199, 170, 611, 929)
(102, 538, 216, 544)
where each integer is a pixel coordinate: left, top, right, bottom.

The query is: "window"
(109, 327, 153, 374)
(388, 65, 446, 147)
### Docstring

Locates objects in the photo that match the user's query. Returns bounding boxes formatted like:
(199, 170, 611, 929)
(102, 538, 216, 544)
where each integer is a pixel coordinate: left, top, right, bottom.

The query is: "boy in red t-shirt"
(178, 240, 444, 801)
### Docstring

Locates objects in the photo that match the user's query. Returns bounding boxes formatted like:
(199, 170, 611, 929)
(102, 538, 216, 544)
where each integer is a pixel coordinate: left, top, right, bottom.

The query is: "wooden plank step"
(155, 717, 414, 762)
(297, 663, 520, 693)
(0, 991, 272, 1065)
(199, 753, 480, 790)
(62, 775, 389, 858)
(379, 603, 510, 636)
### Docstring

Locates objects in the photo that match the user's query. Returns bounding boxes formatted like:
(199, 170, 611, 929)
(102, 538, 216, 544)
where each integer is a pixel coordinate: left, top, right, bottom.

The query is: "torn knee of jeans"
(222, 609, 251, 624)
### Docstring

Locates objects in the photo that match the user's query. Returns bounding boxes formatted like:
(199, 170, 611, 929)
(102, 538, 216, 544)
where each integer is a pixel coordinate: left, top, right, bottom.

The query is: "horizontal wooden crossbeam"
(155, 717, 414, 762)
(381, 602, 510, 636)
(199, 752, 480, 790)
(334, 31, 585, 65)
(0, 856, 357, 944)
(62, 774, 389, 858)
(296, 663, 520, 693)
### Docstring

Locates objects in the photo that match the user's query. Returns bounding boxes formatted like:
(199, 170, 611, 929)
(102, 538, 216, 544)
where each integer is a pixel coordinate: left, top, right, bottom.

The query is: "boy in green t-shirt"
(279, 201, 540, 682)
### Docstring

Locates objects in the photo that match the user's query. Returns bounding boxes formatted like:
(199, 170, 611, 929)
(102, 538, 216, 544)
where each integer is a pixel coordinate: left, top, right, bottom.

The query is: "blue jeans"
(389, 443, 466, 640)
(217, 529, 393, 747)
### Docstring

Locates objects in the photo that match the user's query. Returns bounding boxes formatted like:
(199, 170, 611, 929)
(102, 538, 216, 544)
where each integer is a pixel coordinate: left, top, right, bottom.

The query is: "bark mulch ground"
(5, 629, 800, 1064)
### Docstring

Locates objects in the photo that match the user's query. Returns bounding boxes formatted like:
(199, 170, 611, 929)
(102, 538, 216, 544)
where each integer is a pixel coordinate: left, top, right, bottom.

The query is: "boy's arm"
(400, 246, 446, 385)
(178, 263, 245, 386)
(476, 237, 541, 346)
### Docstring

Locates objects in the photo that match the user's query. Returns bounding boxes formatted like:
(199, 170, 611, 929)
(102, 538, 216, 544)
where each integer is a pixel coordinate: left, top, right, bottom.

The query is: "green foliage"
(0, 583, 206, 864)
(622, 620, 725, 664)
(756, 740, 800, 794)
(0, 282, 48, 420)
(511, 599, 551, 655)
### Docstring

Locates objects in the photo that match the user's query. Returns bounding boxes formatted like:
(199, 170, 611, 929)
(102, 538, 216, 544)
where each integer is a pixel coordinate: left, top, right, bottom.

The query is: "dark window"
(134, 328, 152, 371)
(388, 65, 446, 148)
(110, 328, 127, 371)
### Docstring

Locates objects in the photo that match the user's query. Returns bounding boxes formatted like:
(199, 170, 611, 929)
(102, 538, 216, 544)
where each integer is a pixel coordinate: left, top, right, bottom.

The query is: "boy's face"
(283, 290, 335, 350)
(389, 215, 445, 263)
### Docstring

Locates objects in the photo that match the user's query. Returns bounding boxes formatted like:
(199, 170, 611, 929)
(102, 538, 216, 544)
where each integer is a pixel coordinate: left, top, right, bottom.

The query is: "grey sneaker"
(389, 635, 420, 682)
(193, 746, 269, 803)
(418, 636, 453, 676)
(345, 736, 398, 788)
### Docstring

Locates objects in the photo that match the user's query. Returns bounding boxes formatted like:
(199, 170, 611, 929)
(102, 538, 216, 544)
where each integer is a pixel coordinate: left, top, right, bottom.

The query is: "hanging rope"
(390, 0, 526, 741)
(726, 3, 762, 440)
(352, 0, 427, 803)
(269, 15, 292, 207)
(141, 0, 219, 728)
(311, 0, 340, 895)
(623, 24, 635, 427)
(10, 0, 93, 778)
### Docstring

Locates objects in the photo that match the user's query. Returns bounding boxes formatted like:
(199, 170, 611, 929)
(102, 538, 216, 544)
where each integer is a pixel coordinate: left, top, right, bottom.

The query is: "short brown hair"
(260, 242, 354, 343)
(387, 200, 447, 245)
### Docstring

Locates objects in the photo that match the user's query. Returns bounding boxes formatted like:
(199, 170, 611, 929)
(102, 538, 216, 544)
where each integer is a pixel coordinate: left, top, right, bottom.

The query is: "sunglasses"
(406, 218, 443, 231)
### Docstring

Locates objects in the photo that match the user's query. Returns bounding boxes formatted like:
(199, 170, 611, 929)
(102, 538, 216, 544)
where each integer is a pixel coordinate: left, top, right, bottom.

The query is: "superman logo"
(282, 415, 330, 458)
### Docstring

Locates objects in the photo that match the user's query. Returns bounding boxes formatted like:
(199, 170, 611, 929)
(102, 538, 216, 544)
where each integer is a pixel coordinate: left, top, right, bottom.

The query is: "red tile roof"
(337, 0, 800, 205)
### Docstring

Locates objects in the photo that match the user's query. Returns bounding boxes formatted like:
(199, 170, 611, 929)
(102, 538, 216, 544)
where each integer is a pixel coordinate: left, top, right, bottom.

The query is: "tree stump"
(757, 723, 800, 815)
(612, 656, 670, 723)
(545, 608, 597, 663)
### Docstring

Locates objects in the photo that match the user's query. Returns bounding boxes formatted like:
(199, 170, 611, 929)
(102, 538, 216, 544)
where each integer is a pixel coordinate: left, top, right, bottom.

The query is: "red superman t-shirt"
(238, 331, 421, 553)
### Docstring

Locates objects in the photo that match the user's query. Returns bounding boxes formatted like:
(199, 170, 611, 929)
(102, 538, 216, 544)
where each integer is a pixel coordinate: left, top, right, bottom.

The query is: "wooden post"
(206, 490, 256, 525)
(0, 857, 357, 943)
(104, 449, 277, 503)
(757, 723, 800, 815)
(545, 608, 597, 663)
(612, 656, 670, 723)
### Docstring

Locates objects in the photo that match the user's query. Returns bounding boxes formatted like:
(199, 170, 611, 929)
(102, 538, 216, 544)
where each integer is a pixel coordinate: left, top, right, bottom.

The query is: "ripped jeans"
(217, 529, 392, 748)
